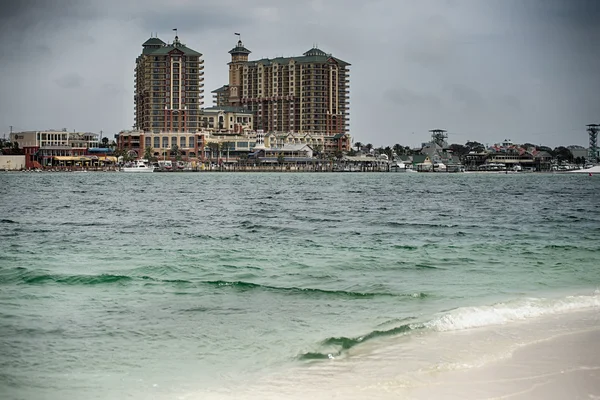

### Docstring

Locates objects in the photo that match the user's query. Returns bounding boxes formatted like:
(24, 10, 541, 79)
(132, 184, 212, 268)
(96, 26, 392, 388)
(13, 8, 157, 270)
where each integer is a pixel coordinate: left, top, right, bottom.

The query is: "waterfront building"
(249, 143, 314, 163)
(118, 107, 254, 158)
(567, 145, 589, 160)
(134, 33, 205, 133)
(213, 39, 351, 151)
(10, 130, 99, 168)
(117, 130, 201, 159)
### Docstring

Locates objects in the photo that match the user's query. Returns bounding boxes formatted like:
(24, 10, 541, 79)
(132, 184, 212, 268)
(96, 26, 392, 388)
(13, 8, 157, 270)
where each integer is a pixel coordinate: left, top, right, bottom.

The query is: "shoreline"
(0, 169, 592, 174)
(184, 295, 600, 400)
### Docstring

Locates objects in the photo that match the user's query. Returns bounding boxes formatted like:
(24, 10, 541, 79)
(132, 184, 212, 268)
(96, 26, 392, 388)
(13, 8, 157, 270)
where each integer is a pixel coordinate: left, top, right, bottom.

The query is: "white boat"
(390, 162, 409, 172)
(122, 159, 155, 173)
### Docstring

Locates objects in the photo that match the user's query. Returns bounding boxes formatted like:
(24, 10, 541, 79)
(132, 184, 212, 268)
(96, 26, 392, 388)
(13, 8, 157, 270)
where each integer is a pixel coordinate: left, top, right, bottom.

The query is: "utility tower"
(429, 129, 448, 148)
(587, 124, 599, 163)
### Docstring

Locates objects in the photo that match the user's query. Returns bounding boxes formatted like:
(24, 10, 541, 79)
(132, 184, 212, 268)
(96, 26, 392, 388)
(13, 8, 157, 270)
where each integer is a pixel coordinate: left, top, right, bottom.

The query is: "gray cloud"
(447, 84, 486, 111)
(0, 0, 598, 147)
(55, 73, 84, 89)
(384, 88, 442, 108)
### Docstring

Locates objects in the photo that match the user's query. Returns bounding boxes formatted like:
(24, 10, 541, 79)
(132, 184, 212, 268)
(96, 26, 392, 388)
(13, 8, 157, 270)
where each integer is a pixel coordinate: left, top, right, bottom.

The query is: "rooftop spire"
(229, 33, 251, 55)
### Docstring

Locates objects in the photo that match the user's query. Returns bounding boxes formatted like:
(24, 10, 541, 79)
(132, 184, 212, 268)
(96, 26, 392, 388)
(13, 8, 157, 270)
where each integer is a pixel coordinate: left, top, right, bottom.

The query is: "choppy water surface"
(0, 172, 599, 399)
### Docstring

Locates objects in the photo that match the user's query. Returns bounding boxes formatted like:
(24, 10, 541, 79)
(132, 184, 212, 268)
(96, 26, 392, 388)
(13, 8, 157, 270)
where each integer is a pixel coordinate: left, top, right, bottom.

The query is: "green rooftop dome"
(229, 40, 251, 55)
(303, 47, 328, 57)
(142, 37, 166, 47)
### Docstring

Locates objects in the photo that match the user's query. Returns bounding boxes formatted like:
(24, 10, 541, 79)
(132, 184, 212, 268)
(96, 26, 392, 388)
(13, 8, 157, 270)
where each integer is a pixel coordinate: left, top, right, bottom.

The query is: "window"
(171, 137, 177, 147)
(162, 137, 168, 148)
(154, 137, 160, 148)
(189, 137, 195, 147)
(145, 137, 151, 147)
(180, 137, 186, 147)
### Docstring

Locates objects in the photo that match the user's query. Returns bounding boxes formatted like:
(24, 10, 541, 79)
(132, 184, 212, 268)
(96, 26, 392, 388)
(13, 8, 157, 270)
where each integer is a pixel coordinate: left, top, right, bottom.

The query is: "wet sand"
(187, 308, 600, 400)
(409, 328, 600, 399)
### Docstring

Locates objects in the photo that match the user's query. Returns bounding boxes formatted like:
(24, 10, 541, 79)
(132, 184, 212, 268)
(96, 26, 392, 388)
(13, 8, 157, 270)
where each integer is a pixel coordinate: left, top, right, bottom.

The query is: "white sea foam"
(426, 293, 600, 332)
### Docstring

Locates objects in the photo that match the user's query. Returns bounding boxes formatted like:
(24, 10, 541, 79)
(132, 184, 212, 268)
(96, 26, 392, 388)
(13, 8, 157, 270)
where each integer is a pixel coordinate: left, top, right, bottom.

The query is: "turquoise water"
(0, 172, 599, 399)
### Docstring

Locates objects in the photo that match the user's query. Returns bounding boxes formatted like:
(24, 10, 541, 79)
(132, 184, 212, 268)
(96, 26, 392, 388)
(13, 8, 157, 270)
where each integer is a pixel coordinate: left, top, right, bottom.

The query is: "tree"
(144, 146, 156, 162)
(170, 144, 181, 161)
(238, 152, 248, 170)
(553, 146, 572, 163)
(354, 141, 363, 152)
(465, 141, 485, 153)
(222, 141, 233, 163)
(449, 143, 469, 157)
(393, 144, 403, 158)
(365, 143, 373, 154)
(537, 146, 554, 158)
(277, 153, 285, 170)
(101, 137, 109, 148)
(312, 144, 323, 159)
(123, 150, 136, 162)
(383, 146, 393, 159)
(207, 142, 221, 162)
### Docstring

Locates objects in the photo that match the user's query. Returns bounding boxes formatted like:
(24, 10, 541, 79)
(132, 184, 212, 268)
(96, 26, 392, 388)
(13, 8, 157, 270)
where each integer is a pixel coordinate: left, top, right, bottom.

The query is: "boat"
(390, 162, 409, 172)
(121, 159, 155, 173)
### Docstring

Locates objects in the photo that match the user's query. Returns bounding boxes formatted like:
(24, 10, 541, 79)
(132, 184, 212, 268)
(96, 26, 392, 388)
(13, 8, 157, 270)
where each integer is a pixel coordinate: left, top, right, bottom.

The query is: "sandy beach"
(408, 326, 600, 399)
(190, 307, 600, 400)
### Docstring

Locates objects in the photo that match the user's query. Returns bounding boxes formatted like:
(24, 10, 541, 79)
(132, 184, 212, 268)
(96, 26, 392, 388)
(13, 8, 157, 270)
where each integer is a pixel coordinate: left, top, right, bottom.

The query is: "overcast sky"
(1, 0, 598, 147)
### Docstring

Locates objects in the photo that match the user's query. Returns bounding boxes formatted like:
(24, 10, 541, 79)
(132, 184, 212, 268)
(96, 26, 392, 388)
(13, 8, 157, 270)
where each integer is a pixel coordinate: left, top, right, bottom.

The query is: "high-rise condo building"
(134, 33, 204, 133)
(216, 39, 350, 136)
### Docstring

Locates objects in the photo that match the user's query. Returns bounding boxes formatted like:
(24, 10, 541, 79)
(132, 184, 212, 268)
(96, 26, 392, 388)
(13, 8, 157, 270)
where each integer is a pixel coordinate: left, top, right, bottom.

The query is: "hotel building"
(134, 34, 205, 133)
(214, 39, 351, 140)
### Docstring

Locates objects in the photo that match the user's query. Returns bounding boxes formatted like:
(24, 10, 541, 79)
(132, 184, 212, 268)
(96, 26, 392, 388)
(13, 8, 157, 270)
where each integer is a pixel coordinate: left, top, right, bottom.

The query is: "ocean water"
(0, 172, 599, 399)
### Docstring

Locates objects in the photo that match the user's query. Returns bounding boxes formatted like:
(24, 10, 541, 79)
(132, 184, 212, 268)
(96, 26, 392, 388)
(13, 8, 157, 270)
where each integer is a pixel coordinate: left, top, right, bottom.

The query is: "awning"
(53, 156, 92, 162)
(54, 156, 78, 161)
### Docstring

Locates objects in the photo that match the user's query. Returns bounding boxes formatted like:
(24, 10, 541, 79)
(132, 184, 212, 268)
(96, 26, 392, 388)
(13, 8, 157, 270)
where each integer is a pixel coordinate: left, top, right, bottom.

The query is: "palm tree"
(312, 144, 323, 159)
(365, 143, 373, 154)
(207, 142, 221, 165)
(277, 153, 285, 170)
(170, 144, 181, 161)
(393, 144, 403, 158)
(354, 141, 363, 152)
(384, 146, 393, 160)
(238, 152, 248, 170)
(143, 146, 153, 161)
(222, 141, 233, 163)
(101, 137, 109, 148)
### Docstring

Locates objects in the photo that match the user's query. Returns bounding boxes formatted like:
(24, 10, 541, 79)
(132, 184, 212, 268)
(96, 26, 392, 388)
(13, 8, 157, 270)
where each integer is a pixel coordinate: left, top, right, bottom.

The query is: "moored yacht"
(122, 159, 155, 173)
